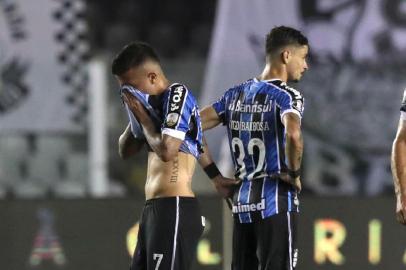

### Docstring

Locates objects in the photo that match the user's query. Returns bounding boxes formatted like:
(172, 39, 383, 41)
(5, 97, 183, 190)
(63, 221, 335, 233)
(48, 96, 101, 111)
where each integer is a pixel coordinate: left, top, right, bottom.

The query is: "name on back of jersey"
(229, 120, 270, 131)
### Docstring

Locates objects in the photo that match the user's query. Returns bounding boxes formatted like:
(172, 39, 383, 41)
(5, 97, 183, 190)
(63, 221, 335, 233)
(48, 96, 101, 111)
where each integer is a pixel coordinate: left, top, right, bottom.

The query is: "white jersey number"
(231, 137, 266, 180)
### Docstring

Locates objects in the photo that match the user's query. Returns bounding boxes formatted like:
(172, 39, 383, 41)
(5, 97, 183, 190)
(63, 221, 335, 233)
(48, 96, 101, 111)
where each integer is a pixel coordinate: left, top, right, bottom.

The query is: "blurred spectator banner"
(0, 0, 88, 133)
(202, 0, 406, 195)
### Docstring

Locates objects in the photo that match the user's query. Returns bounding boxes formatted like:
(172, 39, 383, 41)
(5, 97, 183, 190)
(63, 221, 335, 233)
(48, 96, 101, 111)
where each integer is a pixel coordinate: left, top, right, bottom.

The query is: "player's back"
(215, 78, 304, 180)
(212, 78, 304, 222)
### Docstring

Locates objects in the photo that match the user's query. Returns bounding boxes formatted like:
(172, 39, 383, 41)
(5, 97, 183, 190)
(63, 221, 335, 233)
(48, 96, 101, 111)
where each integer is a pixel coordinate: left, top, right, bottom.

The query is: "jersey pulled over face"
(212, 78, 303, 223)
(122, 83, 203, 158)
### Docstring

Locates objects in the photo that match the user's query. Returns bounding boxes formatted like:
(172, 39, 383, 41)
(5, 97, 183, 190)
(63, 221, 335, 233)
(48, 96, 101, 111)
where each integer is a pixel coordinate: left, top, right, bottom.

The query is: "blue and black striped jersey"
(212, 78, 303, 223)
(162, 83, 203, 158)
(121, 83, 203, 159)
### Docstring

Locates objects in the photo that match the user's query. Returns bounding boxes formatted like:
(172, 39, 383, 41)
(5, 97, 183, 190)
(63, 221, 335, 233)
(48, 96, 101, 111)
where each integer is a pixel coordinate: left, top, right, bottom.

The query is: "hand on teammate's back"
(211, 176, 241, 199)
(278, 173, 302, 193)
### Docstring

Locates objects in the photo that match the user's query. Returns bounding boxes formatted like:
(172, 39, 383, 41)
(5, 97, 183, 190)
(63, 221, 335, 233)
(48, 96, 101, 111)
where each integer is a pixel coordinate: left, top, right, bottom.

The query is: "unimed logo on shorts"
(232, 199, 266, 214)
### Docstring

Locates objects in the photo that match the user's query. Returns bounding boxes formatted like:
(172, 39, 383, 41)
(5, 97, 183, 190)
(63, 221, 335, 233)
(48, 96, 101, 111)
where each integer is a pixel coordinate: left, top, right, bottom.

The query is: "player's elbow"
(286, 129, 302, 144)
(118, 135, 134, 160)
(158, 135, 182, 162)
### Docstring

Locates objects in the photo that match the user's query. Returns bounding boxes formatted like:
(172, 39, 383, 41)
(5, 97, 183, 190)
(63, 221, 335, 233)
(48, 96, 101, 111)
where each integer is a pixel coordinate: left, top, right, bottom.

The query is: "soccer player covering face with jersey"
(200, 26, 309, 270)
(392, 90, 406, 225)
(112, 42, 237, 270)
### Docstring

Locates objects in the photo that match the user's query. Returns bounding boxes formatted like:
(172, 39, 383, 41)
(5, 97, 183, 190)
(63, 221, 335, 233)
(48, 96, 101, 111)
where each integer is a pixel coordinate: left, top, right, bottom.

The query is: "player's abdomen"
(145, 152, 196, 200)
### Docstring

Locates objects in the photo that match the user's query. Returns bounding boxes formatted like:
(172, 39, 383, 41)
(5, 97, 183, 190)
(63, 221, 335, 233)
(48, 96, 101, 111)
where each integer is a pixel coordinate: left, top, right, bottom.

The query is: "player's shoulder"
(168, 83, 190, 95)
(267, 80, 303, 100)
(224, 78, 255, 95)
(166, 83, 198, 112)
(167, 82, 192, 100)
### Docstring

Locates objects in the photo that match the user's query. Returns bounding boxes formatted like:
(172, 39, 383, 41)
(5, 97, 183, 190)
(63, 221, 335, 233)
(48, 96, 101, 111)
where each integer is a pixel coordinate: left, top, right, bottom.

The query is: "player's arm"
(198, 136, 240, 199)
(201, 90, 228, 130)
(122, 91, 181, 162)
(200, 106, 222, 130)
(144, 130, 182, 162)
(282, 112, 303, 191)
(391, 117, 406, 225)
(118, 123, 144, 159)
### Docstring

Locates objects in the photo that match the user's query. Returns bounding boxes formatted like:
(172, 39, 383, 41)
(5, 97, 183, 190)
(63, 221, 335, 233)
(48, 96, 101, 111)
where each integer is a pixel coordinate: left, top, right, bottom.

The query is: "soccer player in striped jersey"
(112, 42, 236, 270)
(392, 89, 406, 225)
(200, 26, 309, 270)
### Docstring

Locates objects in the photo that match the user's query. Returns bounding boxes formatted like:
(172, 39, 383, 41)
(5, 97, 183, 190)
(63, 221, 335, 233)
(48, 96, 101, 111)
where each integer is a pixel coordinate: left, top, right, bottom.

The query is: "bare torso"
(145, 151, 196, 200)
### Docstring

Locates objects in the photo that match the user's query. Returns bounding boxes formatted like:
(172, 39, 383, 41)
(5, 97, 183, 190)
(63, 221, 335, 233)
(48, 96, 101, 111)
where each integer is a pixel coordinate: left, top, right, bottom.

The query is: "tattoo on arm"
(170, 156, 179, 183)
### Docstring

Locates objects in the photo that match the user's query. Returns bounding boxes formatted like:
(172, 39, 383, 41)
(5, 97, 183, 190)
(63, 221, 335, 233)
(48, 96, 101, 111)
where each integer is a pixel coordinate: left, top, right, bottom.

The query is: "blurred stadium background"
(0, 0, 406, 269)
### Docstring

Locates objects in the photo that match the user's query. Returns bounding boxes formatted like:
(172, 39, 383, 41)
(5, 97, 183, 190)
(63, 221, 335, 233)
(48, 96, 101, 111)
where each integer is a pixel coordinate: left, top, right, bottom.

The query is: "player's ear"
(281, 49, 291, 64)
(147, 72, 157, 84)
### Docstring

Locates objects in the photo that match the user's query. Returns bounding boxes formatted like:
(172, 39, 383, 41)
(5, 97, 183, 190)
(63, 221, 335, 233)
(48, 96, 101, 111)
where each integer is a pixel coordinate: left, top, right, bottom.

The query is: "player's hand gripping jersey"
(120, 83, 203, 158)
(212, 78, 304, 223)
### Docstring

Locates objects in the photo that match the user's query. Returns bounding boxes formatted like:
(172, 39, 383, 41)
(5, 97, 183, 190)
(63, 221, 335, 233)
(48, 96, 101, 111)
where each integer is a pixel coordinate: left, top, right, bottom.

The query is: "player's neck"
(258, 63, 287, 82)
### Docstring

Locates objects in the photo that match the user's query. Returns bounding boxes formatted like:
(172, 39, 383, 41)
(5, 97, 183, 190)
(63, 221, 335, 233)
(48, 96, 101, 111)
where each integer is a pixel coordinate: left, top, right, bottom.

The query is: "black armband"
(288, 168, 301, 178)
(203, 163, 221, 179)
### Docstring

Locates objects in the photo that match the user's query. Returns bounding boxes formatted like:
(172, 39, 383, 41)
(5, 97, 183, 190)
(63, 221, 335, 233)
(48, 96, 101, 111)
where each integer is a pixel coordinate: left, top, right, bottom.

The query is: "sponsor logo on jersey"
(228, 100, 273, 113)
(232, 198, 266, 213)
(170, 86, 184, 111)
(166, 112, 179, 127)
(229, 120, 270, 131)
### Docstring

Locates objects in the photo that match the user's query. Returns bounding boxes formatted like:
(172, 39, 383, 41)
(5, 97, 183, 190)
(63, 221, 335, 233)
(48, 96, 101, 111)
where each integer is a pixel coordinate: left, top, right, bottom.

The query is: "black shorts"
(131, 197, 204, 270)
(232, 212, 298, 270)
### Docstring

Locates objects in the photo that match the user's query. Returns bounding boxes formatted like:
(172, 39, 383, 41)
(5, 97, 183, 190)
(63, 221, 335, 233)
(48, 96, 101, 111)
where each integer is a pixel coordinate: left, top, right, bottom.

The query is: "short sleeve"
(162, 84, 192, 140)
(277, 86, 304, 120)
(212, 90, 230, 125)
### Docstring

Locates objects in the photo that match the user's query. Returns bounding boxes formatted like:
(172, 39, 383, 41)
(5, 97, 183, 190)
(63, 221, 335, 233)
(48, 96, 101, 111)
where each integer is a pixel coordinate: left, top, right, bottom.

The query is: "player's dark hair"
(111, 42, 160, 76)
(265, 26, 308, 56)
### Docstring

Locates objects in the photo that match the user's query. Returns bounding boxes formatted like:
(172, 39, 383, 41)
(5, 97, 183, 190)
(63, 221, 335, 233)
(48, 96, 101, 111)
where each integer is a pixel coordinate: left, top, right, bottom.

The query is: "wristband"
(287, 168, 301, 178)
(203, 163, 221, 179)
